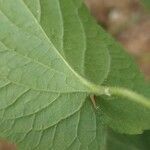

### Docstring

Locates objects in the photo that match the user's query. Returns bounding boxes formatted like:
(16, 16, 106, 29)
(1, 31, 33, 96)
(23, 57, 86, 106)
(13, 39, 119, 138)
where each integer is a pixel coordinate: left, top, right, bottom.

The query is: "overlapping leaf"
(107, 130, 150, 150)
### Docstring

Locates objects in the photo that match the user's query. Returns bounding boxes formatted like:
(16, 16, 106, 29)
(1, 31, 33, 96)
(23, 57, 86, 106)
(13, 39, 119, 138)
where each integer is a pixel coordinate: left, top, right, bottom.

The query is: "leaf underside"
(106, 130, 150, 150)
(0, 0, 150, 149)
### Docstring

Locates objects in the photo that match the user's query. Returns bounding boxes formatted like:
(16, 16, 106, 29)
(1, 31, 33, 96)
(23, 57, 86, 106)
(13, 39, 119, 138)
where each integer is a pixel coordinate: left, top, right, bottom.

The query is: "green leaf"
(107, 130, 150, 150)
(94, 24, 150, 134)
(0, 0, 150, 149)
(141, 0, 150, 10)
(31, 0, 150, 133)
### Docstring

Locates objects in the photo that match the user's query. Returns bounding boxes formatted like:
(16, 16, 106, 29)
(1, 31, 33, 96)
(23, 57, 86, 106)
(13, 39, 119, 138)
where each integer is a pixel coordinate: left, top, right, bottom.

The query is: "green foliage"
(0, 0, 150, 149)
(107, 130, 150, 150)
(141, 0, 150, 10)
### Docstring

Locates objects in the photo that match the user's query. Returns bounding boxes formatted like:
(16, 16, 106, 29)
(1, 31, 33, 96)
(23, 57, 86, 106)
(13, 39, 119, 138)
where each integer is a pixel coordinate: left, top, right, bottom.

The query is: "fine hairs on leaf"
(0, 0, 150, 149)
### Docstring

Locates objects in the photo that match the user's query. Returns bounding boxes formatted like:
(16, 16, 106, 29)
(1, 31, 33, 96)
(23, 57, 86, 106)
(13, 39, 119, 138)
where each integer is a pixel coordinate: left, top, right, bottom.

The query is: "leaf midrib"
(20, 0, 106, 94)
(0, 0, 105, 95)
(1, 0, 150, 111)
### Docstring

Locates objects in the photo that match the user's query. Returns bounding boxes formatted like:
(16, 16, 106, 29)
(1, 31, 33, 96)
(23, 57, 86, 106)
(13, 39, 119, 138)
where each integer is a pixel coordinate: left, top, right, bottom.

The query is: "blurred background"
(85, 0, 150, 79)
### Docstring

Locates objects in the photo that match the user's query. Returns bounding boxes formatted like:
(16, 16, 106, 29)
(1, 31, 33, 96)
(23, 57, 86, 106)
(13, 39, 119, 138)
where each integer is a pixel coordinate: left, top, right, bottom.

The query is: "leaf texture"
(0, 0, 150, 149)
(107, 130, 150, 150)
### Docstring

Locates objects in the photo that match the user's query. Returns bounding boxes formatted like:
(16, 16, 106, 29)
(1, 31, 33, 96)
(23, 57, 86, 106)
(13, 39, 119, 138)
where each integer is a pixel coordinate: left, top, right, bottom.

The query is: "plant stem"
(108, 87, 150, 109)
